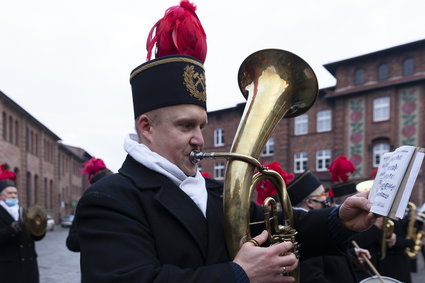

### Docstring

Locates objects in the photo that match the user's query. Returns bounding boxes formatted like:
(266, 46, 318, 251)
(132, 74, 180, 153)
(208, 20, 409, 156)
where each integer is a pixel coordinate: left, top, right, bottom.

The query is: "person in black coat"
(287, 171, 368, 283)
(0, 166, 45, 283)
(75, 1, 375, 282)
(66, 157, 113, 252)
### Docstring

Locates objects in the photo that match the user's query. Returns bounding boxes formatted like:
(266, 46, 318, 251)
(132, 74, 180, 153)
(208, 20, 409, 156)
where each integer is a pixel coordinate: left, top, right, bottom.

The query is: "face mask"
(5, 198, 19, 207)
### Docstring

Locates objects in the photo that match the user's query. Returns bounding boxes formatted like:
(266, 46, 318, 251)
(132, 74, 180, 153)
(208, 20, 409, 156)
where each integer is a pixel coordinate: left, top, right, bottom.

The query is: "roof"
(0, 89, 61, 140)
(323, 38, 425, 76)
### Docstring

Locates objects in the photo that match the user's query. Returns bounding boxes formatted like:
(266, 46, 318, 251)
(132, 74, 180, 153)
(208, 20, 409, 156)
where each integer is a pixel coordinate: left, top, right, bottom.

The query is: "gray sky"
(0, 0, 424, 172)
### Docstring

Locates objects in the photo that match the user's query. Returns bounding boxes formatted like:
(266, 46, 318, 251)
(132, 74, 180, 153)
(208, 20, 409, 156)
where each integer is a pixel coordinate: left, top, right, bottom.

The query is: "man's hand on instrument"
(233, 230, 298, 283)
(339, 192, 377, 232)
(387, 233, 396, 248)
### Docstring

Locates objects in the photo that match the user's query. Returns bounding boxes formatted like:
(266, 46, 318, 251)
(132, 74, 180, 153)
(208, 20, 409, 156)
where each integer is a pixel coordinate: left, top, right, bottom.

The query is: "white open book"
(369, 145, 425, 219)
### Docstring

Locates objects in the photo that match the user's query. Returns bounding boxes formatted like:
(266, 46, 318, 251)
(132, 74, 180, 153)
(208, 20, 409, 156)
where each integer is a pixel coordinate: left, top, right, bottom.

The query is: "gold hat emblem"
(183, 65, 206, 102)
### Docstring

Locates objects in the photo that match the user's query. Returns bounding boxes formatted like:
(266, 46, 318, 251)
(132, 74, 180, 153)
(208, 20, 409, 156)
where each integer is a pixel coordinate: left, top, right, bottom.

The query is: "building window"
(378, 63, 389, 81)
(294, 152, 308, 173)
(294, 114, 308, 135)
(2, 112, 6, 140)
(316, 110, 332, 132)
(14, 120, 19, 146)
(373, 97, 390, 122)
(354, 68, 365, 85)
(214, 162, 225, 179)
(403, 58, 414, 76)
(316, 150, 331, 172)
(214, 128, 224, 147)
(261, 138, 275, 156)
(8, 116, 13, 143)
(373, 143, 390, 167)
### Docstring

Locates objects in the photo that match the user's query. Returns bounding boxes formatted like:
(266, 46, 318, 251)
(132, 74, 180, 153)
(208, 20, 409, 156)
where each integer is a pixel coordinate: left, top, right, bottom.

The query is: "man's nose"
(191, 128, 204, 147)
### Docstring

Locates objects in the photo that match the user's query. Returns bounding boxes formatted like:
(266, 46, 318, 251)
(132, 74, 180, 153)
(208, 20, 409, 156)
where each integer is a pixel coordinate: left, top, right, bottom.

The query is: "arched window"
(403, 58, 414, 76)
(373, 143, 390, 167)
(378, 63, 389, 81)
(354, 68, 365, 85)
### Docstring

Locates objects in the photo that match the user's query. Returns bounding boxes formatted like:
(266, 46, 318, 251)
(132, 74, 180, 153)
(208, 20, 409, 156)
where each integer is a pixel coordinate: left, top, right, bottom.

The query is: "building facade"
(0, 90, 91, 222)
(200, 38, 425, 205)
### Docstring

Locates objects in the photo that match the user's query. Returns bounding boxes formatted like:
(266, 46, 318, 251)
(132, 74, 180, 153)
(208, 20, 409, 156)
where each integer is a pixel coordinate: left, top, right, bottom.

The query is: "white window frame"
(316, 150, 331, 172)
(316, 110, 332, 133)
(261, 138, 275, 156)
(214, 162, 225, 180)
(294, 152, 308, 173)
(373, 97, 390, 122)
(294, 114, 308, 135)
(373, 143, 390, 167)
(214, 128, 224, 147)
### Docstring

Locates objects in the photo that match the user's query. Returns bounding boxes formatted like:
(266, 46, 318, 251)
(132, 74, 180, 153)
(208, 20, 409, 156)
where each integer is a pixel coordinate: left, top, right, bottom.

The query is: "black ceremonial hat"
(287, 170, 322, 206)
(330, 181, 357, 197)
(130, 55, 206, 119)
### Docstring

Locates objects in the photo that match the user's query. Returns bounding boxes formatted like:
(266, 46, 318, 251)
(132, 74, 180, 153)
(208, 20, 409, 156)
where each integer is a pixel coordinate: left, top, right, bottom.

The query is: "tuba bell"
(191, 49, 318, 281)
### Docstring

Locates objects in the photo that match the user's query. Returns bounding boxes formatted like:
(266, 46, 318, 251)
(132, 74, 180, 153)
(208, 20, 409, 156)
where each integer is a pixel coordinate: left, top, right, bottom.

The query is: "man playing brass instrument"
(75, 1, 376, 282)
(0, 165, 45, 283)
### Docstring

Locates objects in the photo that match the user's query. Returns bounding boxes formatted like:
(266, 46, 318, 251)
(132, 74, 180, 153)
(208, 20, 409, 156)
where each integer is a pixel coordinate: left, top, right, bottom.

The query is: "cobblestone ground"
(35, 226, 425, 283)
(36, 226, 80, 283)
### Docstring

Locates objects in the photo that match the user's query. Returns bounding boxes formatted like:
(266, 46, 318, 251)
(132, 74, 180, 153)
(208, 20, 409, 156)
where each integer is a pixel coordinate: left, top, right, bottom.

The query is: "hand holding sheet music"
(368, 145, 425, 219)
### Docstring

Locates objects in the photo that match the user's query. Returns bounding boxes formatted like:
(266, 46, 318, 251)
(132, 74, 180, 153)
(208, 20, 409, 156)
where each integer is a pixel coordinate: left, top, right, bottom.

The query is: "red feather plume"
(146, 0, 207, 63)
(370, 168, 378, 179)
(0, 164, 16, 181)
(81, 158, 107, 181)
(255, 161, 294, 205)
(328, 156, 356, 182)
(201, 172, 211, 178)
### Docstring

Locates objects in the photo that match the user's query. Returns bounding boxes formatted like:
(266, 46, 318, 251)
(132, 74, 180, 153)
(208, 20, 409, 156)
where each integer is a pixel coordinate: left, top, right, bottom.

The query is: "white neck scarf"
(0, 200, 20, 221)
(124, 133, 208, 217)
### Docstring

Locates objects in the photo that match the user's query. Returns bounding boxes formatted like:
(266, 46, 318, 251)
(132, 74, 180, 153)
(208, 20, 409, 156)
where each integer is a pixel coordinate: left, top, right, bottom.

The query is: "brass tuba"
(191, 49, 318, 280)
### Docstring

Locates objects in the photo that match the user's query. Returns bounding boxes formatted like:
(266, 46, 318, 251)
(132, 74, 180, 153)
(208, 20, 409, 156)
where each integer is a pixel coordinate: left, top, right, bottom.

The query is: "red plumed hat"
(255, 162, 294, 205)
(0, 164, 17, 192)
(0, 164, 16, 182)
(328, 156, 356, 182)
(82, 158, 108, 182)
(146, 0, 207, 63)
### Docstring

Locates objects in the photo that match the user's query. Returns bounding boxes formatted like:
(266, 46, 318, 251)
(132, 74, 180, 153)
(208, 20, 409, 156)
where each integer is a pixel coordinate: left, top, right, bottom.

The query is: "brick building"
(0, 90, 91, 222)
(200, 38, 425, 205)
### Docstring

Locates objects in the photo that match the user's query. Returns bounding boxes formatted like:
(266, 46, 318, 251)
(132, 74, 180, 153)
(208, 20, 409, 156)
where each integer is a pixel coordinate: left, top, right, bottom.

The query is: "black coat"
(299, 254, 358, 283)
(0, 205, 44, 283)
(76, 155, 348, 283)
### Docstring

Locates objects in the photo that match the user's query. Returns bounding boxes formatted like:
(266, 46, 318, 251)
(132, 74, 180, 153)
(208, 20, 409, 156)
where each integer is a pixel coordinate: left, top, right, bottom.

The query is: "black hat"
(330, 181, 357, 197)
(130, 1, 208, 119)
(130, 55, 206, 118)
(0, 179, 16, 193)
(90, 169, 113, 185)
(287, 170, 322, 206)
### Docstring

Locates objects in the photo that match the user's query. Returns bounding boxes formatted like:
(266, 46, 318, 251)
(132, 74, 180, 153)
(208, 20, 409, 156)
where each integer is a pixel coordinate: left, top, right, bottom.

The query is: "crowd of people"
(1, 1, 425, 283)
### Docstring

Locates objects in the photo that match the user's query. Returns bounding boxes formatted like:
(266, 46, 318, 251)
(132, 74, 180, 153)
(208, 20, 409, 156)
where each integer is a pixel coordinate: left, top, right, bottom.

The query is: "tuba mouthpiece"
(190, 151, 204, 164)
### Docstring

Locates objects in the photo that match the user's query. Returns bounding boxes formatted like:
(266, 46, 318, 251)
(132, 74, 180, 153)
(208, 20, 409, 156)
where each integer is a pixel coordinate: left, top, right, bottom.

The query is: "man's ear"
(136, 114, 153, 143)
(305, 198, 314, 210)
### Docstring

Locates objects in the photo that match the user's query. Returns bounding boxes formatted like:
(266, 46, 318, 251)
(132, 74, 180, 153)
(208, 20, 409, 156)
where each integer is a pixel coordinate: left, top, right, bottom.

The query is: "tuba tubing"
(224, 49, 318, 258)
(192, 49, 318, 281)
